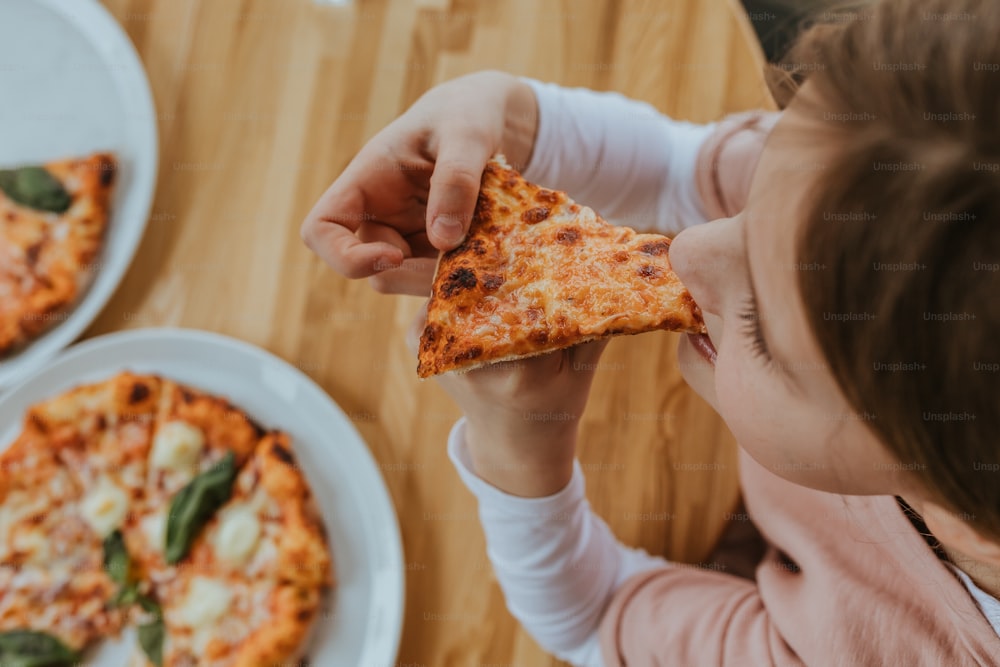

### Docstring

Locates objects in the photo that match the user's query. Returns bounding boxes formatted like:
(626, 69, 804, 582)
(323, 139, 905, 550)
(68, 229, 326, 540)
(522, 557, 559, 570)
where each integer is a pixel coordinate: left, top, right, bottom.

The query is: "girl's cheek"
(714, 352, 763, 446)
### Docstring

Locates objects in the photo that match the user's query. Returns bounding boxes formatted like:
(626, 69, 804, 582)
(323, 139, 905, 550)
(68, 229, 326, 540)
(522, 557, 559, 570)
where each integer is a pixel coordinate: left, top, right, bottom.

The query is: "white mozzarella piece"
(12, 528, 49, 562)
(141, 507, 167, 553)
(79, 477, 129, 537)
(213, 508, 261, 565)
(174, 577, 236, 653)
(174, 576, 233, 628)
(151, 421, 204, 473)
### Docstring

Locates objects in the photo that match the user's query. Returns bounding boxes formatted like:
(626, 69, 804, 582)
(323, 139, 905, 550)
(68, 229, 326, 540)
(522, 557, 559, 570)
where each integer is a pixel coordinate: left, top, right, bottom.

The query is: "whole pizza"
(0, 153, 116, 358)
(0, 372, 334, 666)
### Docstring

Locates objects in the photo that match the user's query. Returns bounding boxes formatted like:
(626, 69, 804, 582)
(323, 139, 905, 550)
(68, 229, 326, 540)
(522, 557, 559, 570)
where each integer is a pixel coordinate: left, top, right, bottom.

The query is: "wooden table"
(92, 0, 772, 663)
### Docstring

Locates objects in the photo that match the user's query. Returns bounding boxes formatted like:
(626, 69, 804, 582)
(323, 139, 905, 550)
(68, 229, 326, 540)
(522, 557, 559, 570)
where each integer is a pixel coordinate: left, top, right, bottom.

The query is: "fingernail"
(433, 215, 465, 245)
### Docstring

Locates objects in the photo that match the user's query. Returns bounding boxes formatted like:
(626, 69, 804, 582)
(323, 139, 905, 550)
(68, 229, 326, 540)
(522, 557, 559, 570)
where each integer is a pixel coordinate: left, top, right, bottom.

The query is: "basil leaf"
(0, 630, 81, 667)
(111, 583, 139, 608)
(0, 167, 71, 213)
(102, 529, 130, 587)
(165, 451, 237, 564)
(136, 597, 164, 667)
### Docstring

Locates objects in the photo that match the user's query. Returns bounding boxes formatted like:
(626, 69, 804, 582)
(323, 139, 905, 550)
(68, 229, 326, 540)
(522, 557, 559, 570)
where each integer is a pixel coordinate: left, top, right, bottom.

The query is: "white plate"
(0, 328, 405, 667)
(0, 0, 158, 389)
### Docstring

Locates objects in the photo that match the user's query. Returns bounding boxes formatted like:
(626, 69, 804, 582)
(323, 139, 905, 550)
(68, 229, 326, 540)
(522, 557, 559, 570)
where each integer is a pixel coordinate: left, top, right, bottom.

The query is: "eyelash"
(739, 296, 773, 365)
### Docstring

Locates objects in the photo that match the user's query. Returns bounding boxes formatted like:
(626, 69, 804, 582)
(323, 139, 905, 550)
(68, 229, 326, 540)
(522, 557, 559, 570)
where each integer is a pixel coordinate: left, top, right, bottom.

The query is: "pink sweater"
(599, 449, 1000, 665)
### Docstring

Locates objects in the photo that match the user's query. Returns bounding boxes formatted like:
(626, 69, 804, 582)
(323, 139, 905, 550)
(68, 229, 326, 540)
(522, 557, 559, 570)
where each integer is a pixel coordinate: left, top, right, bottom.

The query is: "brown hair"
(777, 0, 1000, 535)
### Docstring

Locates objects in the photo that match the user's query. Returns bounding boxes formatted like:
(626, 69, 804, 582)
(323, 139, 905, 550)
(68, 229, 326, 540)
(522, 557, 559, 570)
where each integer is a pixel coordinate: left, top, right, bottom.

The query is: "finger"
(357, 221, 412, 258)
(570, 338, 612, 370)
(301, 186, 404, 279)
(405, 230, 437, 258)
(406, 301, 430, 354)
(368, 258, 437, 296)
(306, 221, 403, 279)
(426, 133, 495, 250)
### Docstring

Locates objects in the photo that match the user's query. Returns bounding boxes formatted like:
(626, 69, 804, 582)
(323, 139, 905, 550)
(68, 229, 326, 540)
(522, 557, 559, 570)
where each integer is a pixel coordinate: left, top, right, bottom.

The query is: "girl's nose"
(669, 217, 744, 318)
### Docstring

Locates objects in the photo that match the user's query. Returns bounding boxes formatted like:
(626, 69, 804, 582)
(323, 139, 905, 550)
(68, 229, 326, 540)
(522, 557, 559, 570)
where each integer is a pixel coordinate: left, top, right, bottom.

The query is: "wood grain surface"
(88, 0, 773, 664)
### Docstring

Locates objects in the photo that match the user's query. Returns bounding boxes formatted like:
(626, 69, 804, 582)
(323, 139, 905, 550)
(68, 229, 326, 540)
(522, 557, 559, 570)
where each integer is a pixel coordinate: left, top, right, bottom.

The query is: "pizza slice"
(0, 152, 116, 357)
(126, 377, 264, 577)
(144, 432, 332, 666)
(417, 156, 706, 377)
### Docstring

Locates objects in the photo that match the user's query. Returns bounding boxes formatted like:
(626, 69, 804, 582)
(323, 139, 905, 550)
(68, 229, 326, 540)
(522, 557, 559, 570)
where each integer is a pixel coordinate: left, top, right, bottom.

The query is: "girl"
(302, 0, 1000, 663)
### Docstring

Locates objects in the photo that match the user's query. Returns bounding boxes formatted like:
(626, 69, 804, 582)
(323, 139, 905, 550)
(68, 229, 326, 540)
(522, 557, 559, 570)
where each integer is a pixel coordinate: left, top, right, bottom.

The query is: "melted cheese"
(212, 508, 261, 565)
(140, 507, 167, 553)
(174, 576, 234, 654)
(79, 476, 129, 537)
(174, 576, 233, 627)
(11, 528, 50, 562)
(151, 421, 204, 474)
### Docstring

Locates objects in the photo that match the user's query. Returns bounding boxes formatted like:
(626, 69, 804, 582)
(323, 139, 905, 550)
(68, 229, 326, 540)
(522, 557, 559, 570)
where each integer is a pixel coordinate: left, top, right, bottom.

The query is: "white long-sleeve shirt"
(449, 419, 664, 667)
(448, 81, 1000, 667)
(520, 79, 715, 235)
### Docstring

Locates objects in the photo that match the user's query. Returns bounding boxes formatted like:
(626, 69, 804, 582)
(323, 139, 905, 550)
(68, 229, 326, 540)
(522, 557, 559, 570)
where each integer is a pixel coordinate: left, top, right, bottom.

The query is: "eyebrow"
(742, 218, 804, 392)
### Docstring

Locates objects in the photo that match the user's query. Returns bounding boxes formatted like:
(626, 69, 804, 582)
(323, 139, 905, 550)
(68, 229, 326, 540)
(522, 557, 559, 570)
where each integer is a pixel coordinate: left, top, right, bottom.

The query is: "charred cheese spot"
(530, 330, 549, 344)
(442, 267, 477, 297)
(521, 207, 551, 224)
(129, 382, 150, 404)
(481, 274, 504, 291)
(534, 189, 559, 204)
(97, 156, 116, 186)
(476, 192, 494, 217)
(25, 242, 43, 267)
(613, 251, 630, 263)
(458, 346, 483, 361)
(248, 420, 267, 439)
(639, 240, 670, 256)
(556, 228, 580, 245)
(271, 442, 295, 465)
(466, 238, 487, 256)
(638, 264, 663, 279)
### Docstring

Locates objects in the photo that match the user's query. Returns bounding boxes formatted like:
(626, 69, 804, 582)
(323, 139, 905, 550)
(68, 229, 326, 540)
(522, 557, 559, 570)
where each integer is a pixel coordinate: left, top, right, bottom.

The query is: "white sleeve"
(447, 418, 668, 667)
(521, 79, 716, 235)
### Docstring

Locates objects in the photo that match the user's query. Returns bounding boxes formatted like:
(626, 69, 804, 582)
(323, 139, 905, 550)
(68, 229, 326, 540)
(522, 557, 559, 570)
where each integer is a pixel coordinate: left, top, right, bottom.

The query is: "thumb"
(405, 300, 430, 354)
(426, 137, 494, 250)
(570, 337, 611, 371)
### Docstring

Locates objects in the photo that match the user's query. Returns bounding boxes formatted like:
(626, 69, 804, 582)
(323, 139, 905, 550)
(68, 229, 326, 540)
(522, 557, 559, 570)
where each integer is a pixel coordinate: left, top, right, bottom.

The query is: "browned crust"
(155, 377, 264, 469)
(417, 157, 706, 378)
(257, 432, 333, 590)
(0, 152, 116, 356)
(236, 433, 332, 664)
(231, 584, 325, 667)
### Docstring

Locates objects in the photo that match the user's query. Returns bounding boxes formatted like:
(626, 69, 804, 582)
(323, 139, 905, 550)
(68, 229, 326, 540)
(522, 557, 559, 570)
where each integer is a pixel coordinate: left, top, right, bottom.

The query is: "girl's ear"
(922, 502, 1000, 567)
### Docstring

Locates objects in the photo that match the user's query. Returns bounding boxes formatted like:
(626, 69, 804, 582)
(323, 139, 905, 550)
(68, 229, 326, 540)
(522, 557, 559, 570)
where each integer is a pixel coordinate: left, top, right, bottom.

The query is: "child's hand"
(407, 306, 609, 497)
(301, 71, 538, 296)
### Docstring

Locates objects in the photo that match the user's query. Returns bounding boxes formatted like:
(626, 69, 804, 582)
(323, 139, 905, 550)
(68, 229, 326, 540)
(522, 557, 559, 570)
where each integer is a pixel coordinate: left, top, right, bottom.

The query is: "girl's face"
(670, 90, 910, 497)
